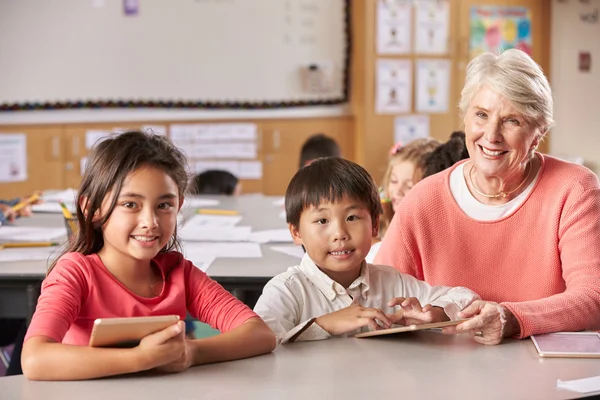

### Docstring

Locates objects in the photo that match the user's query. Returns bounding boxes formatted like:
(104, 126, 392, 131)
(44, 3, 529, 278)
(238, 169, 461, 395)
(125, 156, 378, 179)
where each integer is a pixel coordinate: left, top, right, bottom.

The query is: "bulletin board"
(0, 0, 350, 111)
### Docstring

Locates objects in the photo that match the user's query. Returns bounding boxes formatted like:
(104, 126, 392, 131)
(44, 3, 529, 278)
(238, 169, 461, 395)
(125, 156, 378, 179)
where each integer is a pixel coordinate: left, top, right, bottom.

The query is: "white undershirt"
(449, 162, 540, 221)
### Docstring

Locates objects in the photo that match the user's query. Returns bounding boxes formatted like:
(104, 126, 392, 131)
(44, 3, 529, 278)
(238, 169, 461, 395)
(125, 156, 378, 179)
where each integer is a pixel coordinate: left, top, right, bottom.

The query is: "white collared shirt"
(254, 254, 479, 344)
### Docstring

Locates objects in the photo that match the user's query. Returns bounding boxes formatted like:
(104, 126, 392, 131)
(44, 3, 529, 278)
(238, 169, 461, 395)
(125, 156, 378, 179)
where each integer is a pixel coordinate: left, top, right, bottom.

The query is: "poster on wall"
(376, 59, 412, 114)
(415, 59, 450, 114)
(377, 0, 412, 55)
(394, 115, 430, 145)
(0, 134, 27, 183)
(414, 0, 450, 54)
(469, 6, 532, 60)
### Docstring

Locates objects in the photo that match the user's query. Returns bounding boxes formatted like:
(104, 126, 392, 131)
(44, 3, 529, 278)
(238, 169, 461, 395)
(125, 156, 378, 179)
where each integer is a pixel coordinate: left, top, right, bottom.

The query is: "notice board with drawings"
(0, 0, 349, 111)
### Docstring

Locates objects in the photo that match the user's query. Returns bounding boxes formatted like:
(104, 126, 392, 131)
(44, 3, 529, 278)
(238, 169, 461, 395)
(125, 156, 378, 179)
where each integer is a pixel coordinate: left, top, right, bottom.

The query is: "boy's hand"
(386, 297, 449, 326)
(315, 303, 392, 335)
(135, 321, 186, 371)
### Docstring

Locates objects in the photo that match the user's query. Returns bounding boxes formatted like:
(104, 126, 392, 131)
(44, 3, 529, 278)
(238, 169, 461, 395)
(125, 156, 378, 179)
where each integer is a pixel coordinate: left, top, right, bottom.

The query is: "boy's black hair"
(422, 131, 470, 179)
(299, 133, 341, 168)
(189, 170, 239, 195)
(285, 157, 381, 228)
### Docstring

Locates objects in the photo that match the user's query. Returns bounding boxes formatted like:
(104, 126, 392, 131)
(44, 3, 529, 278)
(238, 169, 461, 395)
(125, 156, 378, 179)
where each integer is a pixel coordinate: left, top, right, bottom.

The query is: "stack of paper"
(249, 229, 293, 244)
(179, 226, 252, 242)
(0, 227, 66, 242)
(0, 246, 61, 263)
(182, 242, 262, 259)
(41, 189, 78, 203)
(183, 214, 242, 228)
(270, 245, 304, 259)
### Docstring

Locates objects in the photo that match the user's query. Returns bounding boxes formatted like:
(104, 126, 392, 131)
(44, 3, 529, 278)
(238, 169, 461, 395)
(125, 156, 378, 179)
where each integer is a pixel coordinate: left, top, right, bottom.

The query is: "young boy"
(254, 157, 479, 344)
(298, 133, 341, 168)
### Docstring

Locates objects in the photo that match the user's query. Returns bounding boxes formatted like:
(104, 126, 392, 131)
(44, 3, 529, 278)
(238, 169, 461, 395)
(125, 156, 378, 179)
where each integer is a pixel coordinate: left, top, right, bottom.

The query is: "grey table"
(2, 332, 599, 399)
(0, 194, 299, 320)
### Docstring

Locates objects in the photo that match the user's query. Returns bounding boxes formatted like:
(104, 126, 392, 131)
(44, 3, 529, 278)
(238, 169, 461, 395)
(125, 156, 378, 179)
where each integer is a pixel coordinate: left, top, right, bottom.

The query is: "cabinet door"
(260, 117, 355, 196)
(0, 127, 65, 198)
(458, 0, 551, 153)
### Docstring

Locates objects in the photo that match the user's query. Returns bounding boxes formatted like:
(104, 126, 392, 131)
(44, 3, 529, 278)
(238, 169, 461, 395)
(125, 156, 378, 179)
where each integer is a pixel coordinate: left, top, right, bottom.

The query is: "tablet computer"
(531, 332, 600, 358)
(89, 315, 180, 348)
(354, 319, 466, 338)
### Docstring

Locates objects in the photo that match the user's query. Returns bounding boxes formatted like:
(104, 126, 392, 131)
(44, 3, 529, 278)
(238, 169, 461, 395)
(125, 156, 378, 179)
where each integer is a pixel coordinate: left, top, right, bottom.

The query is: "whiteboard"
(0, 0, 349, 110)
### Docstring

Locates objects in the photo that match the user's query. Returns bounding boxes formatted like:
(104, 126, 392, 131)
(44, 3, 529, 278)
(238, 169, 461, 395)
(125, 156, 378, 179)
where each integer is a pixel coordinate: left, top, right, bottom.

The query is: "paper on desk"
(179, 226, 252, 242)
(250, 229, 293, 244)
(272, 197, 285, 207)
(270, 245, 304, 259)
(0, 227, 66, 242)
(0, 246, 61, 262)
(185, 254, 216, 273)
(42, 189, 78, 203)
(183, 198, 220, 208)
(557, 375, 600, 394)
(32, 202, 76, 214)
(182, 242, 262, 259)
(183, 214, 242, 228)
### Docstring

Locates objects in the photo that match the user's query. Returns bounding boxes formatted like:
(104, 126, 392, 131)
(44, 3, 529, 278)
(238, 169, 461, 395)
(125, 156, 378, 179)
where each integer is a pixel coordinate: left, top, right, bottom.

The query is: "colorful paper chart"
(469, 6, 532, 60)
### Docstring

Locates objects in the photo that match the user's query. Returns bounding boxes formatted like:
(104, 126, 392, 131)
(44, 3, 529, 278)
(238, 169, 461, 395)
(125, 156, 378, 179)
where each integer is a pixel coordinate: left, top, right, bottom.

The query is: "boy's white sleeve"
(254, 277, 331, 344)
(399, 273, 480, 320)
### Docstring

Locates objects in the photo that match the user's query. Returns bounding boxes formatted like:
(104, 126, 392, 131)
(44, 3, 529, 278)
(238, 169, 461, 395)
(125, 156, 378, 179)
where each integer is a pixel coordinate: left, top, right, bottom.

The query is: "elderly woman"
(375, 49, 600, 345)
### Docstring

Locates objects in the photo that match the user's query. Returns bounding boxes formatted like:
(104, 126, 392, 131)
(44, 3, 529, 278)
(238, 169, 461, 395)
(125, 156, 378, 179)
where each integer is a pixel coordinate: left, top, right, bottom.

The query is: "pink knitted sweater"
(375, 154, 600, 338)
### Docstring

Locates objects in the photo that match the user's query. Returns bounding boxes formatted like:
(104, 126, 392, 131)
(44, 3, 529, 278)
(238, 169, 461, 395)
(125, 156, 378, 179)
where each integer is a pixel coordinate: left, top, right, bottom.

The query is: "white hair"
(459, 49, 554, 135)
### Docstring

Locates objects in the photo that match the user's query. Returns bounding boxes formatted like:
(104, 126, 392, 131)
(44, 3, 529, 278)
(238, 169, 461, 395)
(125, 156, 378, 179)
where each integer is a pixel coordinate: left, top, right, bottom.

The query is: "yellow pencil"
(0, 242, 59, 249)
(197, 209, 239, 216)
(59, 202, 74, 219)
(11, 193, 41, 212)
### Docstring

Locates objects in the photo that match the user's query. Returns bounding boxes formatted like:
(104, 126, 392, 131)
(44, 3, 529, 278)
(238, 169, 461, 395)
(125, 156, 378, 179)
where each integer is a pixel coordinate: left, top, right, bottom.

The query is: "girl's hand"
(0, 204, 17, 223)
(155, 338, 194, 373)
(136, 321, 185, 370)
(386, 297, 449, 325)
(450, 300, 518, 345)
(315, 303, 392, 335)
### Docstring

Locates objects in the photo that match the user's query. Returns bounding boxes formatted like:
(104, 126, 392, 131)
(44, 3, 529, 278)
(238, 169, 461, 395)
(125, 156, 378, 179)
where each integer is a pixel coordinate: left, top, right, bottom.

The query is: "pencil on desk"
(197, 209, 239, 216)
(11, 193, 41, 212)
(0, 242, 59, 249)
(59, 202, 74, 219)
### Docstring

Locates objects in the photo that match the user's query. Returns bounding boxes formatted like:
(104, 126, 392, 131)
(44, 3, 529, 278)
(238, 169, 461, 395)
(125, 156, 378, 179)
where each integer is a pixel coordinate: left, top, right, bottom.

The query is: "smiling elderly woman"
(374, 49, 600, 345)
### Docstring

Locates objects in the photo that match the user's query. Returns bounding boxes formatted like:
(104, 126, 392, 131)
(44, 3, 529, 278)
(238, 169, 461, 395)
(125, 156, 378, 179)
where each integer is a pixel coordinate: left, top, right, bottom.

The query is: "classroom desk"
(2, 332, 599, 399)
(0, 194, 298, 321)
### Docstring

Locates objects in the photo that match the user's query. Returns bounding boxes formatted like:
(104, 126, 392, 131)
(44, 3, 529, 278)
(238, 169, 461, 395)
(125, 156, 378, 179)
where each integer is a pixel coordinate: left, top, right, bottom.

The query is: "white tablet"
(89, 315, 180, 348)
(531, 332, 600, 358)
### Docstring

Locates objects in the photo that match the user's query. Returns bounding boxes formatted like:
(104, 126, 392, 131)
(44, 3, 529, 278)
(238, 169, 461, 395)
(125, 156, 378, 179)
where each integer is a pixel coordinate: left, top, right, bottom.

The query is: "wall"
(550, 0, 600, 172)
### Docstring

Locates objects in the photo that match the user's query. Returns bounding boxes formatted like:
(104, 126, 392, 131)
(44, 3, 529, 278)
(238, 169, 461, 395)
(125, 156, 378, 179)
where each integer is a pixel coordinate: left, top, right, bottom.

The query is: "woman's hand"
(450, 300, 519, 345)
(386, 297, 449, 325)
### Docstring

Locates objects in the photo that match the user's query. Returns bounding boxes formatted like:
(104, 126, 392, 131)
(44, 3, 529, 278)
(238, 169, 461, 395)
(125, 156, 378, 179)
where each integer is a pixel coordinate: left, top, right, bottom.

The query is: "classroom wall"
(550, 0, 600, 173)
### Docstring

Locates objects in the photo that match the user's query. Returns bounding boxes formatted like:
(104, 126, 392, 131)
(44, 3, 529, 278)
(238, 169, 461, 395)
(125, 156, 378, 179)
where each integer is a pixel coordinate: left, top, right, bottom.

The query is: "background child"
(189, 170, 241, 196)
(21, 131, 275, 381)
(253, 157, 478, 344)
(421, 131, 469, 179)
(298, 133, 341, 168)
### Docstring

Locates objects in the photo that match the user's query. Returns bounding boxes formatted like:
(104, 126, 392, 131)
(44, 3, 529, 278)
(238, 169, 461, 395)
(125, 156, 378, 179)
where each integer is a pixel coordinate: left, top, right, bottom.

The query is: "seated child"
(189, 170, 241, 196)
(299, 133, 341, 168)
(421, 131, 469, 179)
(22, 131, 275, 381)
(366, 138, 440, 262)
(253, 157, 479, 344)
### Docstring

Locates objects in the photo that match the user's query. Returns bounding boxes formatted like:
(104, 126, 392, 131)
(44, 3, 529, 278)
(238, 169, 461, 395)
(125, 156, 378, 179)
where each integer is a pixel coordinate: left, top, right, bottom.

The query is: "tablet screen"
(531, 332, 600, 357)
